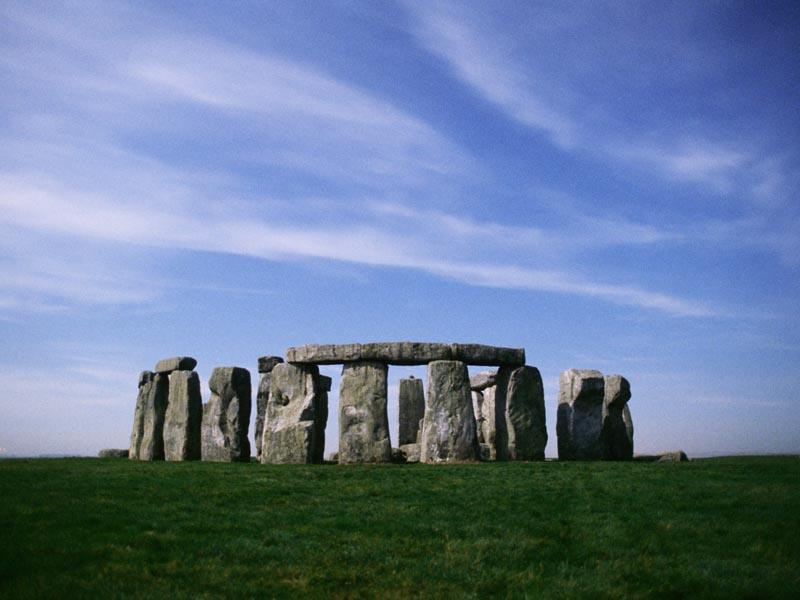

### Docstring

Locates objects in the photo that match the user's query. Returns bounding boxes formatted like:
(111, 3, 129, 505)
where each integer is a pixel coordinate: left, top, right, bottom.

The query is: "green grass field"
(1, 457, 798, 598)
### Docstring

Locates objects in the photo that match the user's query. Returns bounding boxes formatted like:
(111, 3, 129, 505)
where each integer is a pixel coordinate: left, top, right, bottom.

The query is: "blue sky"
(1, 0, 798, 458)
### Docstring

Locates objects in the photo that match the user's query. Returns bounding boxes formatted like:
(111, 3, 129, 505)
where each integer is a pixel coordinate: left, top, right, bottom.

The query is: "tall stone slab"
(314, 374, 331, 464)
(164, 370, 202, 461)
(419, 360, 479, 463)
(254, 356, 284, 459)
(201, 367, 251, 462)
(398, 376, 425, 445)
(557, 369, 606, 460)
(483, 369, 510, 461)
(130, 371, 169, 460)
(339, 362, 392, 463)
(504, 366, 547, 460)
(261, 363, 326, 464)
(602, 375, 633, 460)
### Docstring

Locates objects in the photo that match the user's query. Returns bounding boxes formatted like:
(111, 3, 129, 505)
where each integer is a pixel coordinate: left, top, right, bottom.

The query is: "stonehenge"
(127, 344, 641, 465)
(556, 369, 634, 460)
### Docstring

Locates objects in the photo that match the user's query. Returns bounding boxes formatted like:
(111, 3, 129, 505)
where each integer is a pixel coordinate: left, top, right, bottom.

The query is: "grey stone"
(399, 376, 425, 445)
(313, 373, 329, 464)
(479, 443, 492, 461)
(419, 360, 479, 462)
(98, 448, 129, 458)
(658, 450, 689, 462)
(557, 369, 605, 460)
(472, 391, 486, 444)
(261, 363, 326, 464)
(398, 443, 421, 463)
(479, 370, 510, 461)
(164, 370, 202, 461)
(130, 371, 169, 460)
(505, 366, 547, 460)
(257, 355, 284, 374)
(201, 367, 251, 462)
(391, 448, 407, 463)
(339, 361, 392, 463)
(285, 342, 525, 366)
(602, 375, 633, 460)
(328, 451, 339, 462)
(317, 374, 332, 392)
(470, 370, 497, 391)
(154, 356, 197, 374)
(254, 373, 271, 458)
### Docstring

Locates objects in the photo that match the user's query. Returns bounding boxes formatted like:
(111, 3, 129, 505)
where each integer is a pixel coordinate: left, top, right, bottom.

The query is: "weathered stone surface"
(479, 443, 492, 461)
(164, 370, 202, 461)
(98, 448, 129, 458)
(201, 367, 251, 462)
(313, 374, 329, 464)
(472, 391, 485, 443)
(154, 356, 197, 374)
(257, 355, 284, 374)
(285, 342, 525, 366)
(261, 363, 326, 464)
(130, 371, 169, 460)
(339, 361, 391, 463)
(328, 451, 339, 462)
(398, 443, 421, 463)
(419, 360, 479, 462)
(557, 369, 605, 460)
(391, 448, 407, 463)
(399, 376, 425, 445)
(505, 366, 547, 460)
(658, 450, 689, 462)
(470, 370, 496, 391)
(254, 373, 271, 459)
(472, 380, 509, 461)
(602, 375, 633, 460)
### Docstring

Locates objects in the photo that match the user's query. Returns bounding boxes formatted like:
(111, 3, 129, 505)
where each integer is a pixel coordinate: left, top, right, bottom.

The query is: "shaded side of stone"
(313, 374, 329, 464)
(557, 369, 605, 460)
(339, 361, 392, 463)
(201, 366, 251, 462)
(398, 443, 420, 463)
(261, 363, 325, 464)
(398, 376, 425, 445)
(129, 371, 151, 460)
(601, 375, 633, 460)
(419, 360, 479, 463)
(505, 366, 547, 460)
(136, 372, 169, 461)
(254, 373, 271, 458)
(257, 355, 284, 374)
(164, 370, 203, 461)
(154, 356, 197, 374)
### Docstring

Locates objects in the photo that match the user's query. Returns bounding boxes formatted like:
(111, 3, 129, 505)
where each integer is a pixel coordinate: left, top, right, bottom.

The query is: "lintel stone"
(285, 342, 524, 366)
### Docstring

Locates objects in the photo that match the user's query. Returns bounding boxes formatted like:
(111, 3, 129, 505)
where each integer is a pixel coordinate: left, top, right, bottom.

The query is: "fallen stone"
(98, 448, 129, 458)
(419, 360, 479, 462)
(130, 371, 169, 460)
(557, 369, 605, 460)
(602, 375, 633, 460)
(164, 370, 203, 461)
(470, 370, 497, 391)
(391, 447, 407, 463)
(285, 342, 525, 366)
(328, 451, 339, 462)
(505, 366, 547, 460)
(399, 376, 425, 445)
(398, 443, 421, 463)
(154, 356, 197, 374)
(339, 361, 392, 463)
(479, 443, 492, 461)
(658, 450, 689, 462)
(201, 366, 251, 462)
(261, 363, 326, 464)
(257, 355, 284, 374)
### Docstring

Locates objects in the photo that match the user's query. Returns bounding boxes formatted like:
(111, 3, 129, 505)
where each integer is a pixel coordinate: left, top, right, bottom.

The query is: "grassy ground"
(0, 457, 798, 599)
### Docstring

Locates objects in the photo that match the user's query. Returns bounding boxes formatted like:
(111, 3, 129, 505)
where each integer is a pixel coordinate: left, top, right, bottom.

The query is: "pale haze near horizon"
(1, 1, 798, 458)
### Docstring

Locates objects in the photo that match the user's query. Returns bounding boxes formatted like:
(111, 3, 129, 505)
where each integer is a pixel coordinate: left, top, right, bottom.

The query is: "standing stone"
(164, 370, 203, 461)
(261, 363, 326, 464)
(504, 366, 547, 460)
(130, 371, 169, 460)
(557, 369, 606, 460)
(254, 356, 284, 459)
(472, 391, 486, 444)
(201, 367, 251, 462)
(339, 362, 392, 463)
(314, 374, 331, 464)
(602, 375, 633, 460)
(398, 376, 425, 446)
(419, 360, 479, 462)
(478, 371, 510, 461)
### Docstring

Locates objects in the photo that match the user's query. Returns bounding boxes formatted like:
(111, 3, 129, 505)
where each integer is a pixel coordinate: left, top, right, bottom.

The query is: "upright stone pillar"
(254, 356, 284, 459)
(164, 370, 202, 461)
(201, 366, 251, 462)
(557, 369, 605, 460)
(602, 375, 633, 460)
(261, 363, 326, 464)
(420, 360, 479, 463)
(482, 369, 510, 461)
(129, 371, 169, 460)
(504, 366, 547, 460)
(339, 362, 392, 463)
(398, 376, 425, 445)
